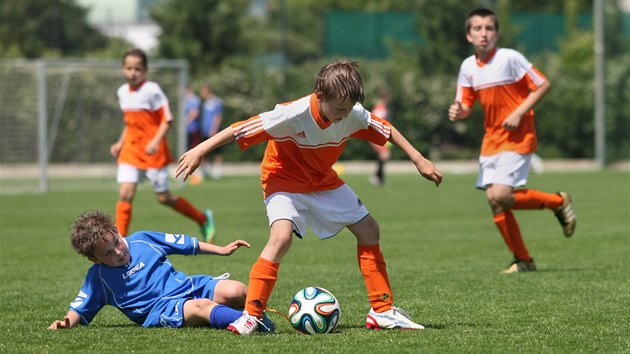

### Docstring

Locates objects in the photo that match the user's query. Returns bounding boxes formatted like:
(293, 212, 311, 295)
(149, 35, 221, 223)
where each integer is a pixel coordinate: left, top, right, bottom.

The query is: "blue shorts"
(142, 275, 224, 328)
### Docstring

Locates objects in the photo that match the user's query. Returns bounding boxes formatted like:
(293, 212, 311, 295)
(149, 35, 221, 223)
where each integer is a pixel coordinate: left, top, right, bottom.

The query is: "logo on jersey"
(70, 290, 88, 309)
(295, 131, 306, 139)
(165, 233, 185, 245)
(357, 198, 363, 207)
(122, 261, 146, 279)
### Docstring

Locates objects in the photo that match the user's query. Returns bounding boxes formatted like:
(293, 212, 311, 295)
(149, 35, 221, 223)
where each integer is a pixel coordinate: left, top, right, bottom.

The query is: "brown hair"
(314, 59, 365, 104)
(123, 48, 148, 69)
(70, 210, 118, 258)
(466, 8, 499, 33)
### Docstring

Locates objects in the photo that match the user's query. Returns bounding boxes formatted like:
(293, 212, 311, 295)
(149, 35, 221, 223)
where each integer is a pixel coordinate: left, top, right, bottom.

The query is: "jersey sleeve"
(139, 231, 199, 256)
(232, 115, 273, 150)
(455, 61, 477, 108)
(510, 50, 547, 90)
(232, 100, 297, 151)
(151, 83, 173, 123)
(68, 267, 108, 325)
(351, 114, 391, 146)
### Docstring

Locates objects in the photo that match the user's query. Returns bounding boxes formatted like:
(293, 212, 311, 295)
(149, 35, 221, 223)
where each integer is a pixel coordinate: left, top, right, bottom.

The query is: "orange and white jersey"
(116, 81, 174, 169)
(455, 48, 547, 156)
(232, 93, 391, 198)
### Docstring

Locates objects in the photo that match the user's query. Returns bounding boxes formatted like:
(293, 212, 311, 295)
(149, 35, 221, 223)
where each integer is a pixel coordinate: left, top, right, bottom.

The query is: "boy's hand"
(416, 158, 442, 187)
(219, 240, 251, 255)
(110, 142, 122, 157)
(176, 148, 204, 181)
(448, 101, 463, 121)
(199, 239, 251, 256)
(501, 111, 523, 131)
(48, 316, 72, 330)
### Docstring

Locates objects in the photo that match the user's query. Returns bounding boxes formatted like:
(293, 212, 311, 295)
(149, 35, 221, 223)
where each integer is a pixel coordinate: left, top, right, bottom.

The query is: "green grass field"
(0, 170, 628, 353)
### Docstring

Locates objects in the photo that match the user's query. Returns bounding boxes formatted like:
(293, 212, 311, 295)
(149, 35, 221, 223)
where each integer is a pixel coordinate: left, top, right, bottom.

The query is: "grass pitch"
(0, 170, 628, 353)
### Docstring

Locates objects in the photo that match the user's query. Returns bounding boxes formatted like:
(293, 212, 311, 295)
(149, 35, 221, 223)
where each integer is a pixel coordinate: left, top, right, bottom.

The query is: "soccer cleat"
(365, 307, 425, 330)
(501, 258, 537, 273)
(227, 311, 274, 336)
(200, 209, 216, 244)
(258, 311, 275, 334)
(554, 191, 576, 237)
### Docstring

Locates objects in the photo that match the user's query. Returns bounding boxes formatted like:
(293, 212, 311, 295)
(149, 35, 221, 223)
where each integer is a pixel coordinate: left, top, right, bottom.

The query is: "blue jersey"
(68, 231, 203, 326)
(200, 96, 223, 138)
(186, 93, 201, 134)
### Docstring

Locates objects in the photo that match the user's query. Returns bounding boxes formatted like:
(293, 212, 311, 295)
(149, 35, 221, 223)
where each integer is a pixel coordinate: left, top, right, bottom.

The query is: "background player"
(448, 8, 576, 273)
(369, 88, 392, 186)
(198, 83, 224, 180)
(176, 59, 442, 335)
(110, 48, 215, 243)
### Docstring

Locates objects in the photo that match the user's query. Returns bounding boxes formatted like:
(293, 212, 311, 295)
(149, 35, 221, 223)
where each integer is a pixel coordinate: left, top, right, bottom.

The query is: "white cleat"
(365, 307, 425, 330)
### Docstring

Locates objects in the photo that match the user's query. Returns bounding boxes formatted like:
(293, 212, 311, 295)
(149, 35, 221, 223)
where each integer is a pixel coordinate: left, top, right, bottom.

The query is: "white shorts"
(117, 163, 170, 193)
(477, 152, 532, 190)
(264, 184, 369, 239)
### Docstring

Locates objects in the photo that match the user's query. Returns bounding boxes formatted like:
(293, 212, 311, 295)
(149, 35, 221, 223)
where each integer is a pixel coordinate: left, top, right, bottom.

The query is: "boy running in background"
(177, 59, 442, 335)
(48, 210, 273, 332)
(110, 48, 215, 243)
(448, 8, 576, 273)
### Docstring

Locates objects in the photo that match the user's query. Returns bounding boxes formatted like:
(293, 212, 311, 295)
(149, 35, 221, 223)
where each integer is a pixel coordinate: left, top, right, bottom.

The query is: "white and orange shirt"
(232, 93, 391, 198)
(117, 80, 174, 169)
(455, 47, 547, 156)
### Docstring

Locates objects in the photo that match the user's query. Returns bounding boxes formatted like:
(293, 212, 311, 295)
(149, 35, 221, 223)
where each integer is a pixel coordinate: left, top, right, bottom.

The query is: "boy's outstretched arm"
(176, 126, 236, 181)
(48, 310, 80, 330)
(198, 239, 251, 256)
(389, 126, 442, 187)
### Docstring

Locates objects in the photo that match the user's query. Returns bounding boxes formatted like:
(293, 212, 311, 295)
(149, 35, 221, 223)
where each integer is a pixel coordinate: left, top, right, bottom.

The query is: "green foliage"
(0, 0, 108, 59)
(151, 0, 251, 76)
(1, 171, 629, 352)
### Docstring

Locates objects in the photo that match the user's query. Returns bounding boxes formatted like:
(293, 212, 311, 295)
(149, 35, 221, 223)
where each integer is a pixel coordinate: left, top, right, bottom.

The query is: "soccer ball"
(288, 287, 340, 335)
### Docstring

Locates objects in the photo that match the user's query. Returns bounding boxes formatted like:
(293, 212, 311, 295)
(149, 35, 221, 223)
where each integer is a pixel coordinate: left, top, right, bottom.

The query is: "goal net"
(0, 59, 188, 193)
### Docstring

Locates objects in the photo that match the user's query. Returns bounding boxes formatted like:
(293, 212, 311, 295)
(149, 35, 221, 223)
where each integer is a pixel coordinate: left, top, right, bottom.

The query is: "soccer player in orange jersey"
(448, 8, 576, 273)
(110, 48, 215, 243)
(176, 59, 442, 334)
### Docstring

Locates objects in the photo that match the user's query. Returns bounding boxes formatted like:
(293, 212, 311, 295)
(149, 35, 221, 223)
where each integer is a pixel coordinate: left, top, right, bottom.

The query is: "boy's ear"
(315, 91, 325, 101)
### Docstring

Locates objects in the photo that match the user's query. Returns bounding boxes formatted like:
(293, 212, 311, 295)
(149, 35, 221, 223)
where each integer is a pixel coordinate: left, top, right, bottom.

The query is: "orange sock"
(244, 257, 279, 318)
(115, 201, 132, 237)
(172, 197, 206, 224)
(493, 211, 531, 261)
(357, 244, 393, 313)
(493, 212, 514, 254)
(512, 189, 562, 210)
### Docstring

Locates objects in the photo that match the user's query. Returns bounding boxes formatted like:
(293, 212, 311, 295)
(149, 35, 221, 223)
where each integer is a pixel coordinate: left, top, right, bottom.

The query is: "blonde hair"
(70, 210, 118, 258)
(314, 59, 365, 104)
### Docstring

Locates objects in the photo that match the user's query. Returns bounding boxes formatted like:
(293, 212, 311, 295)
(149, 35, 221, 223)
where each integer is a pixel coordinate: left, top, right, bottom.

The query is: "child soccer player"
(369, 88, 392, 186)
(48, 210, 274, 332)
(110, 48, 215, 242)
(448, 8, 577, 273)
(176, 59, 443, 335)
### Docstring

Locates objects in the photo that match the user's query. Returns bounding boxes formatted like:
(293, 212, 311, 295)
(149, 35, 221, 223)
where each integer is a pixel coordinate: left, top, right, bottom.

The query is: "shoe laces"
(391, 307, 412, 322)
(242, 312, 272, 332)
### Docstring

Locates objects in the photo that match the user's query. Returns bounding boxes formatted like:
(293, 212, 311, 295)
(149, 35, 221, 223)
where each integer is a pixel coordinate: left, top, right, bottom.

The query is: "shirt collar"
(475, 47, 497, 67)
(309, 93, 332, 129)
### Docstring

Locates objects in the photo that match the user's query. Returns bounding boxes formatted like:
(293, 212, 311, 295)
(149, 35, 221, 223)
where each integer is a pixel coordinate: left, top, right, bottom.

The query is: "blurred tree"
(0, 0, 108, 58)
(151, 0, 251, 76)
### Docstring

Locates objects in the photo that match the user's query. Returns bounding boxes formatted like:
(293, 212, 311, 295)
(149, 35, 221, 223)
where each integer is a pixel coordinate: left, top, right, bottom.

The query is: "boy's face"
(466, 15, 498, 55)
(317, 94, 355, 123)
(123, 55, 147, 87)
(89, 231, 130, 267)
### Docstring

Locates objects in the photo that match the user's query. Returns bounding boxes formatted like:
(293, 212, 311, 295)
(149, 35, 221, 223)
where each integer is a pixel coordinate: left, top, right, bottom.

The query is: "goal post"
(0, 58, 188, 193)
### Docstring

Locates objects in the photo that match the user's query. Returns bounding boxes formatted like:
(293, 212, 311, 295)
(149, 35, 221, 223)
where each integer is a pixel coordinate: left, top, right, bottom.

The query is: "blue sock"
(209, 305, 242, 329)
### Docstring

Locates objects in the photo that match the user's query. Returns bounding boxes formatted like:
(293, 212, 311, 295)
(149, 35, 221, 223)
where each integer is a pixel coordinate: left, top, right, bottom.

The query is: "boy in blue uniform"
(48, 210, 273, 331)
